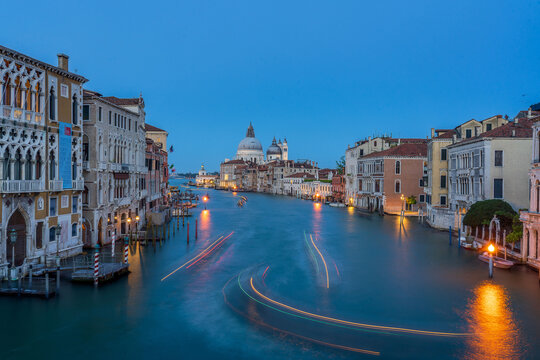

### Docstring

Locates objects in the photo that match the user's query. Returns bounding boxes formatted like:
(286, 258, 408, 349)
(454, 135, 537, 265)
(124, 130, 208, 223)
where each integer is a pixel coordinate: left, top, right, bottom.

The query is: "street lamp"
(488, 243, 495, 278)
(9, 228, 17, 267)
(127, 217, 132, 241)
(55, 224, 62, 258)
(135, 215, 140, 244)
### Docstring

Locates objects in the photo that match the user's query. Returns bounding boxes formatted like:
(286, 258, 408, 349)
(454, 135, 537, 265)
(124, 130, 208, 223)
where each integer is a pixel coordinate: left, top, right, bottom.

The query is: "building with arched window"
(0, 46, 87, 279)
(82, 90, 147, 247)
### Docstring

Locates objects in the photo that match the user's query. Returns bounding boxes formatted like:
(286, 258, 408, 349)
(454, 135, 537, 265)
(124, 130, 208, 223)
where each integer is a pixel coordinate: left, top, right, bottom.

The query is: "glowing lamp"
(127, 218, 131, 223)
(400, 194, 404, 201)
(135, 215, 140, 222)
(488, 244, 495, 254)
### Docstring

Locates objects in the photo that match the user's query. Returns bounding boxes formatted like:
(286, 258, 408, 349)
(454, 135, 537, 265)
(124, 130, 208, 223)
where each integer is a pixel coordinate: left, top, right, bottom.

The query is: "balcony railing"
(72, 179, 84, 190)
(49, 180, 63, 192)
(0, 105, 44, 125)
(0, 180, 45, 193)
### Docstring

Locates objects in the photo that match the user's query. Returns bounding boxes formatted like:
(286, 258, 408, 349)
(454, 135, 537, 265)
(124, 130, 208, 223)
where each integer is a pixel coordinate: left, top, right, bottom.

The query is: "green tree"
(463, 199, 516, 228)
(406, 195, 417, 205)
(336, 156, 346, 175)
(506, 214, 523, 244)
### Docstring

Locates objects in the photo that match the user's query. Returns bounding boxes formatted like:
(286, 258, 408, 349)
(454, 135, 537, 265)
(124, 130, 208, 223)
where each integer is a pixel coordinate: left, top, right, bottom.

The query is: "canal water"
(1, 181, 540, 359)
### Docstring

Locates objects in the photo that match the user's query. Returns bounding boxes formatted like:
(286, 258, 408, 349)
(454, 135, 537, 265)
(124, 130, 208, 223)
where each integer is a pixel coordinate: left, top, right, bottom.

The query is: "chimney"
(528, 107, 532, 118)
(431, 128, 435, 138)
(57, 53, 69, 71)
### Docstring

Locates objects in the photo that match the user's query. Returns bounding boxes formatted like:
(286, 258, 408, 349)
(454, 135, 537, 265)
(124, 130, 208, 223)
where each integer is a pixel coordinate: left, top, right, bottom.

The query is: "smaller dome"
(266, 137, 282, 156)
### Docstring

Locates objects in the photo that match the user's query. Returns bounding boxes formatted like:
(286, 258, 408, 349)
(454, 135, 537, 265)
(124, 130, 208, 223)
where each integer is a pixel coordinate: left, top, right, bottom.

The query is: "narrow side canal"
(1, 181, 539, 359)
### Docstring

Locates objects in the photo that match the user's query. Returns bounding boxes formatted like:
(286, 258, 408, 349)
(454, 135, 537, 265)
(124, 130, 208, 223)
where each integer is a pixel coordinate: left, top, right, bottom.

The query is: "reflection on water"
(464, 282, 521, 360)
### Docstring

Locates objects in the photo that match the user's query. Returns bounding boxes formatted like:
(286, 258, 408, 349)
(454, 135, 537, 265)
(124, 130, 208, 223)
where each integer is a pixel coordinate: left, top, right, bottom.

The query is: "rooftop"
(362, 143, 427, 159)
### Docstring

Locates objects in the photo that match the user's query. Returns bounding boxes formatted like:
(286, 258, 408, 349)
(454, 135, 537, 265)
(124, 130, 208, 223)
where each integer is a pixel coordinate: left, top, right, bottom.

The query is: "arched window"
(14, 149, 22, 180)
(1, 75, 10, 105)
(72, 153, 77, 180)
(49, 227, 56, 242)
(25, 81, 32, 111)
(83, 186, 89, 204)
(25, 152, 32, 180)
(49, 87, 55, 120)
(14, 79, 22, 108)
(49, 150, 56, 180)
(395, 180, 401, 193)
(72, 94, 78, 125)
(35, 152, 42, 179)
(395, 160, 401, 175)
(3, 149, 10, 180)
(83, 135, 89, 162)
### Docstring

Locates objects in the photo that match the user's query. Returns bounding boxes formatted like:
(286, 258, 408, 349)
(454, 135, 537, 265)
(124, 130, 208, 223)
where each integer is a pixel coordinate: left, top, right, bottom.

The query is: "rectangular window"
(419, 179, 424, 187)
(494, 179, 503, 198)
(440, 175, 447, 189)
(72, 196, 78, 213)
(486, 123, 492, 131)
(440, 195, 447, 206)
(114, 113, 117, 127)
(108, 111, 112, 124)
(60, 84, 69, 98)
(49, 197, 57, 216)
(61, 195, 69, 208)
(129, 118, 131, 131)
(466, 129, 472, 138)
(441, 148, 447, 161)
(494, 150, 503, 167)
(72, 223, 78, 237)
(98, 107, 102, 121)
(36, 222, 43, 249)
(83, 105, 90, 121)
(419, 194, 425, 203)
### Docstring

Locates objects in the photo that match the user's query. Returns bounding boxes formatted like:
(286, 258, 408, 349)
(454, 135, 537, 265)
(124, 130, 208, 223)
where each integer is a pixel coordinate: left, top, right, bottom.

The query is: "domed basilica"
(235, 123, 288, 164)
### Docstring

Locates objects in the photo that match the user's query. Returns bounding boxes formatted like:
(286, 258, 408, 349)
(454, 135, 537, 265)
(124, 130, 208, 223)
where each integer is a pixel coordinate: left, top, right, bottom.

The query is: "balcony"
(0, 105, 44, 126)
(82, 161, 89, 170)
(0, 180, 45, 193)
(98, 162, 107, 171)
(49, 180, 63, 192)
(72, 179, 84, 190)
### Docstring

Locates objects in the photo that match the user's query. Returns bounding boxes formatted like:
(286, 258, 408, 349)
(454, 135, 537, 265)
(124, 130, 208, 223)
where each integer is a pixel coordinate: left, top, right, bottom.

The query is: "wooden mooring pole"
(195, 219, 198, 240)
(187, 222, 190, 243)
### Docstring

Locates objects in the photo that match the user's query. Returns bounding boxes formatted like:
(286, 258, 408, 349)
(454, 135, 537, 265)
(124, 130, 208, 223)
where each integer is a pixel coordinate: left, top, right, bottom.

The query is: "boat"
(329, 202, 346, 208)
(459, 237, 482, 251)
(478, 252, 515, 269)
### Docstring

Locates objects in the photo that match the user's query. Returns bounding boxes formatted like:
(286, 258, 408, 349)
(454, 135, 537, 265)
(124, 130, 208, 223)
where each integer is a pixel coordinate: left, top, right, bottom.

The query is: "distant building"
(357, 142, 427, 214)
(145, 125, 169, 222)
(195, 164, 218, 186)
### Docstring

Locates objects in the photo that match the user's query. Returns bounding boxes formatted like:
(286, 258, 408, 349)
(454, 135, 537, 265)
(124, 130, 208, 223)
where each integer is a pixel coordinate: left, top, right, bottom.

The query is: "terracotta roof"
(478, 117, 536, 139)
(434, 130, 455, 139)
(362, 143, 427, 159)
(145, 124, 166, 132)
(101, 96, 139, 106)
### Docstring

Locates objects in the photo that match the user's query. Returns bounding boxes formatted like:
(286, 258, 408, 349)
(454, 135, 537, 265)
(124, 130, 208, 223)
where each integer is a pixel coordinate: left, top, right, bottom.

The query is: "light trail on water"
(309, 234, 329, 289)
(160, 232, 234, 281)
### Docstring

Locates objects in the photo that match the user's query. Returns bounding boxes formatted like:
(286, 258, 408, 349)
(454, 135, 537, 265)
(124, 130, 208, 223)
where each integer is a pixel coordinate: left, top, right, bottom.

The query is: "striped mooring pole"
(124, 237, 129, 264)
(94, 245, 100, 287)
(195, 219, 198, 240)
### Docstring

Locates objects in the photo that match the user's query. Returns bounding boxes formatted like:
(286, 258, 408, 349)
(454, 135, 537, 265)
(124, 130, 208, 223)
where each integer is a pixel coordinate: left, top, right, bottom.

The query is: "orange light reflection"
(464, 282, 521, 360)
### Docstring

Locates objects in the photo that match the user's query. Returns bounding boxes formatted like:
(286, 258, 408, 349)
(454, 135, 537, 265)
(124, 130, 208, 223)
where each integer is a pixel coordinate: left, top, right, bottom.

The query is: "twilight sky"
(2, 0, 540, 171)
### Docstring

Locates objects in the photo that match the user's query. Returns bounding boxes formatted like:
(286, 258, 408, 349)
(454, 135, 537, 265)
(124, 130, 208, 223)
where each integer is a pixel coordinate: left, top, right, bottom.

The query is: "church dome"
(266, 137, 282, 155)
(238, 137, 263, 151)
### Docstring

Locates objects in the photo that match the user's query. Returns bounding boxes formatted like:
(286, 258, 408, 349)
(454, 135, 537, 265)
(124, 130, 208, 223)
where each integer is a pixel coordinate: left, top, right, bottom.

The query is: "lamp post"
(135, 215, 140, 244)
(400, 194, 405, 223)
(488, 243, 495, 278)
(9, 228, 17, 268)
(203, 195, 208, 210)
(55, 225, 62, 259)
(127, 217, 132, 243)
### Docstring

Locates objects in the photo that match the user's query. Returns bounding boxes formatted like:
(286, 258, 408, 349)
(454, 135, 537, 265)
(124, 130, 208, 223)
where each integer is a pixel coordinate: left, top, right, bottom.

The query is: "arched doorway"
(82, 219, 92, 247)
(97, 218, 103, 246)
(6, 209, 27, 267)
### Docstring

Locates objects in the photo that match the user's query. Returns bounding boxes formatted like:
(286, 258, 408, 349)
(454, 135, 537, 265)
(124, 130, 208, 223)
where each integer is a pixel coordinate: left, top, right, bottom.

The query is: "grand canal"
(1, 182, 540, 359)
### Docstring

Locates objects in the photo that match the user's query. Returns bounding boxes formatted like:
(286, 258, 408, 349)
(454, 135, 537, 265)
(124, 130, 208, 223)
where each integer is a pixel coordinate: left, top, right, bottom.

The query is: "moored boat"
(329, 202, 346, 208)
(478, 252, 515, 269)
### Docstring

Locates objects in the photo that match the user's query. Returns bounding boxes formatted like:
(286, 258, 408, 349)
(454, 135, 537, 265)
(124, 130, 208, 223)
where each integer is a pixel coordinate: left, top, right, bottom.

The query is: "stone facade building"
(145, 130, 169, 221)
(0, 46, 87, 277)
(520, 114, 540, 269)
(81, 90, 147, 246)
(357, 142, 427, 214)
